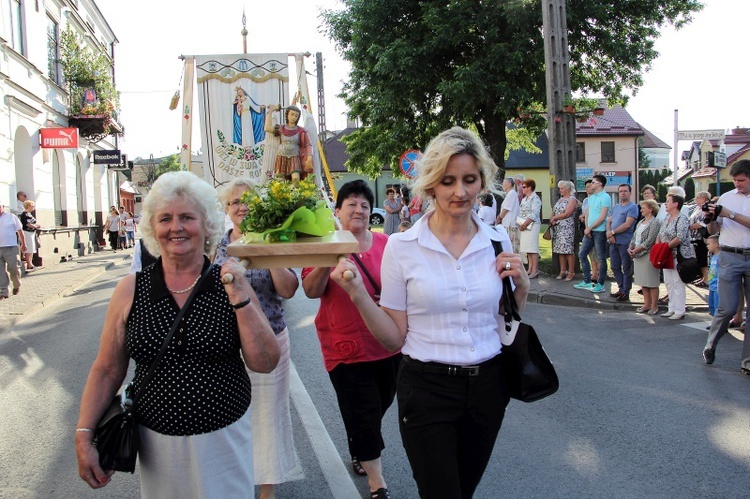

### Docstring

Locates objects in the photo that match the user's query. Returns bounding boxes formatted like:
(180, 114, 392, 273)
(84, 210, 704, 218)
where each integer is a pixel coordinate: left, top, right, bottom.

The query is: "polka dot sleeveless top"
(126, 259, 251, 436)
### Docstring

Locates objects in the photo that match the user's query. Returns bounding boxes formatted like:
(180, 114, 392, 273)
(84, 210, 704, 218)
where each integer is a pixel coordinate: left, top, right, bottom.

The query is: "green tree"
(158, 155, 181, 178)
(638, 138, 651, 168)
(322, 0, 702, 177)
(657, 183, 668, 203)
(684, 178, 695, 201)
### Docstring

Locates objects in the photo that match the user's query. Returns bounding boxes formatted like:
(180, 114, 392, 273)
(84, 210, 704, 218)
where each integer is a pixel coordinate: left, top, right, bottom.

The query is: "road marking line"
(289, 362, 359, 499)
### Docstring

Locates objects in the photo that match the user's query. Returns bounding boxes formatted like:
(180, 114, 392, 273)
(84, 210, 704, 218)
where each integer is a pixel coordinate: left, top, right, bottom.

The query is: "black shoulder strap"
(132, 263, 214, 409)
(351, 253, 380, 295)
(491, 239, 522, 328)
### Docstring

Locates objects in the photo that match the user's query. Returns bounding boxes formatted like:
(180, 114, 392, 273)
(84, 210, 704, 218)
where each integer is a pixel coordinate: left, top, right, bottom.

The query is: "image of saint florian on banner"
(195, 54, 289, 186)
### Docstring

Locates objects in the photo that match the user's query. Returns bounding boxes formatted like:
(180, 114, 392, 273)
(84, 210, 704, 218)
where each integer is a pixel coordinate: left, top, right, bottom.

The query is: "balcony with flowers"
(60, 26, 124, 142)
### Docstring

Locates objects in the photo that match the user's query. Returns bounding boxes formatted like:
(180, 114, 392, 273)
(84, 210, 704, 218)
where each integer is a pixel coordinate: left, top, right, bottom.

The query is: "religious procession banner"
(193, 53, 290, 186)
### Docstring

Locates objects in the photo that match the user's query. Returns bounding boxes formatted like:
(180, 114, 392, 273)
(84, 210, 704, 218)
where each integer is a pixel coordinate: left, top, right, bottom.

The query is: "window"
(575, 142, 585, 163)
(4, 0, 25, 54)
(601, 142, 615, 163)
(47, 15, 61, 85)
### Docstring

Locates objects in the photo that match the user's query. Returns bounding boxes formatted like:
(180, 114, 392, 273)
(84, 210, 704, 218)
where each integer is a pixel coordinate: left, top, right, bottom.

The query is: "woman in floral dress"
(549, 180, 578, 280)
(383, 188, 401, 235)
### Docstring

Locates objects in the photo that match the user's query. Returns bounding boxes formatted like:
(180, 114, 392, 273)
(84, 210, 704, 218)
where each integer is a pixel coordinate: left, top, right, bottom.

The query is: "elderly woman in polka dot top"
(75, 171, 280, 496)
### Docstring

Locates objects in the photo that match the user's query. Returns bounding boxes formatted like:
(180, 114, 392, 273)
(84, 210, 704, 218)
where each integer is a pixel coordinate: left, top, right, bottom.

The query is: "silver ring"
(505, 261, 512, 271)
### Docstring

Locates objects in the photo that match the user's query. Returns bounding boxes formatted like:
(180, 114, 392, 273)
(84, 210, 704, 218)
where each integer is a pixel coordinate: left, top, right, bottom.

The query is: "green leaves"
(321, 0, 703, 176)
(60, 25, 120, 119)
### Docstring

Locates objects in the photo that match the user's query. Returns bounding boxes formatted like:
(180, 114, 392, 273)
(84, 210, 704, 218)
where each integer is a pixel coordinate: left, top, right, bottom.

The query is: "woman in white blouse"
(329, 127, 530, 498)
(497, 177, 520, 253)
(518, 179, 543, 278)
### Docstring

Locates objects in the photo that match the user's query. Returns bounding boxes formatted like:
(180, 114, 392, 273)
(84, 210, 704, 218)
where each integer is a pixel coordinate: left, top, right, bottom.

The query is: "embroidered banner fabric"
(194, 54, 289, 186)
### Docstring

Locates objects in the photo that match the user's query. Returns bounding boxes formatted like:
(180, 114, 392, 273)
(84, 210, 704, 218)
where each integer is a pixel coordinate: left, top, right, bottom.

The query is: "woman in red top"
(302, 180, 400, 499)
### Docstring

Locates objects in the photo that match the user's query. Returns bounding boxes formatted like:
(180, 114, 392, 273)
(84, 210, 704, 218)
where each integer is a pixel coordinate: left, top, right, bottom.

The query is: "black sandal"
(352, 457, 367, 476)
(371, 488, 390, 498)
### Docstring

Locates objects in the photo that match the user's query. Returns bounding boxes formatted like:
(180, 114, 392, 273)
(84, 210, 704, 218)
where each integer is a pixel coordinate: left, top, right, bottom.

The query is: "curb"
(528, 290, 710, 313)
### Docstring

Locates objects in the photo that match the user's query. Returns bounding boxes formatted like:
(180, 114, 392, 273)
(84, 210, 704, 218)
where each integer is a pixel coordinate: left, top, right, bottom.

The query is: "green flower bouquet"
(240, 176, 334, 243)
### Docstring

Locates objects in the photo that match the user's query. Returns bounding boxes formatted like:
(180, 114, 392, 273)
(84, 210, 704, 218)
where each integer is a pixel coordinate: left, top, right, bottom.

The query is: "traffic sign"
(714, 151, 727, 168)
(399, 149, 422, 179)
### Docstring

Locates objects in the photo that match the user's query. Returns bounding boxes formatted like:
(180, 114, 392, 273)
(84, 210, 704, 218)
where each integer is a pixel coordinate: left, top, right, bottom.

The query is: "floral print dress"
(552, 196, 576, 254)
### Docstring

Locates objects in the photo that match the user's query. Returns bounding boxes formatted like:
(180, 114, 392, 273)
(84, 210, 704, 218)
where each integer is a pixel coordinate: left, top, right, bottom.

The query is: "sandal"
(556, 271, 568, 280)
(371, 488, 390, 499)
(564, 273, 575, 282)
(352, 458, 367, 476)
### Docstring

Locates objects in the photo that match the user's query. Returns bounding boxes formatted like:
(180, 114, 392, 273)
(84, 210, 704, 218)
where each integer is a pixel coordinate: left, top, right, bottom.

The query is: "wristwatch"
(729, 211, 736, 220)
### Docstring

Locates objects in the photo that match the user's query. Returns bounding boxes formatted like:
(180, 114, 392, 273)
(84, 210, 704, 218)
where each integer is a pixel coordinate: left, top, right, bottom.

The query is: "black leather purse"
(499, 276, 560, 402)
(94, 264, 214, 472)
(676, 250, 701, 284)
(492, 240, 559, 403)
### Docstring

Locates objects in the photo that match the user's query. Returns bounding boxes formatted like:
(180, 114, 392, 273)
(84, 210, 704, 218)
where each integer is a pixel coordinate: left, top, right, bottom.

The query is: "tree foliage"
(321, 0, 703, 178)
(158, 155, 181, 178)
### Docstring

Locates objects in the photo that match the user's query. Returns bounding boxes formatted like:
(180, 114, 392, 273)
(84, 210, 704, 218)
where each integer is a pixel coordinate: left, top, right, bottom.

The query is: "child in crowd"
(399, 197, 410, 223)
(477, 193, 495, 226)
(705, 234, 720, 317)
(398, 221, 412, 232)
(118, 222, 127, 250)
(125, 212, 136, 248)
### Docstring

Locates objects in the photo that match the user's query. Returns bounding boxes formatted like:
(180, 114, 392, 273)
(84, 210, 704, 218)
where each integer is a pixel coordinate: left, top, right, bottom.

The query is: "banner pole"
(180, 57, 195, 171)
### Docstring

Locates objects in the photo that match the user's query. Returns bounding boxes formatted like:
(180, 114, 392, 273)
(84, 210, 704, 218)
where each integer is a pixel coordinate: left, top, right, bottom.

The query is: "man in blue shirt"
(607, 184, 639, 301)
(574, 174, 612, 293)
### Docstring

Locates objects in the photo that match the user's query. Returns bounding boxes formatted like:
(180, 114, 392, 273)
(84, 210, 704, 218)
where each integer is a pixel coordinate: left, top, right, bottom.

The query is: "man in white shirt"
(702, 159, 750, 375)
(12, 191, 27, 216)
(0, 203, 26, 298)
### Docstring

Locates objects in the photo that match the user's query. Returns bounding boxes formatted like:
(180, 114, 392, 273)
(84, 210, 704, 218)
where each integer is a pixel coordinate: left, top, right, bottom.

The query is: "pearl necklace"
(167, 274, 201, 294)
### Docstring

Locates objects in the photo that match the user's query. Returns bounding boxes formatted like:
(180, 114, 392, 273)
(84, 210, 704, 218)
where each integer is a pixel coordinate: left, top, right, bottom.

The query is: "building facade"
(1, 0, 123, 263)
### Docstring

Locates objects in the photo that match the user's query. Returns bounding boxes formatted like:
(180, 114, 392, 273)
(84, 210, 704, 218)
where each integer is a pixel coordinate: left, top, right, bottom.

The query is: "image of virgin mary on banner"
(195, 54, 289, 186)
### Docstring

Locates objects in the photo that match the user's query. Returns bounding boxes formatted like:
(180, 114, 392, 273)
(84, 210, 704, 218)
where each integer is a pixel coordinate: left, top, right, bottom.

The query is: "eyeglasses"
(227, 199, 244, 207)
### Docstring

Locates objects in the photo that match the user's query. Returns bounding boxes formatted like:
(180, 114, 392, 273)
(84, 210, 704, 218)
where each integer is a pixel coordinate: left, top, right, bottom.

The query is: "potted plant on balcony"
(60, 26, 123, 141)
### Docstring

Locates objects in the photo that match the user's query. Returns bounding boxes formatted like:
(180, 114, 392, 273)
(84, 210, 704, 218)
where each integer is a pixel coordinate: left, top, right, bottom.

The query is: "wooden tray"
(225, 230, 360, 268)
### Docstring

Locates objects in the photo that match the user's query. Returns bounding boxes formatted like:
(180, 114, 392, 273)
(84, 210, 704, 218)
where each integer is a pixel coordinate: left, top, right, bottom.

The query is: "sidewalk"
(527, 270, 710, 313)
(0, 248, 131, 333)
(0, 247, 710, 334)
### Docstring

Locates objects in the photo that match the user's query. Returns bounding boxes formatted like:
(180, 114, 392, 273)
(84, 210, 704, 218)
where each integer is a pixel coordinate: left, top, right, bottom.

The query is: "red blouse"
(301, 232, 399, 371)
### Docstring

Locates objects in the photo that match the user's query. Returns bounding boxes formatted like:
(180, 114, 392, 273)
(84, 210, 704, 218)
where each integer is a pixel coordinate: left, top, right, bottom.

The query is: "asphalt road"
(0, 262, 748, 498)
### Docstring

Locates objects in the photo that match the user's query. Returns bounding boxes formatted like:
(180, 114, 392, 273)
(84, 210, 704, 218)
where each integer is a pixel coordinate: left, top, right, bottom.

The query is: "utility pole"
(542, 0, 576, 208)
(316, 52, 326, 138)
(542, 0, 576, 275)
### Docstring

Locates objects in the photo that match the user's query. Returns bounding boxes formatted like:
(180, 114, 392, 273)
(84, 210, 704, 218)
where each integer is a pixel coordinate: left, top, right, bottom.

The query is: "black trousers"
(108, 230, 119, 250)
(398, 354, 509, 499)
(328, 354, 401, 461)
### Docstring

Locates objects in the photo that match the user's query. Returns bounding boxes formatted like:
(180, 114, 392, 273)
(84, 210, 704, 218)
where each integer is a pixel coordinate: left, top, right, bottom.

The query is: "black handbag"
(499, 277, 560, 402)
(676, 251, 701, 284)
(94, 264, 214, 472)
(491, 240, 559, 402)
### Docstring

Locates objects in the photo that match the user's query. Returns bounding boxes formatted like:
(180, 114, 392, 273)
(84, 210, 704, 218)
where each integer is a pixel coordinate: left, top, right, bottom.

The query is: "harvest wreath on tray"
(225, 175, 359, 268)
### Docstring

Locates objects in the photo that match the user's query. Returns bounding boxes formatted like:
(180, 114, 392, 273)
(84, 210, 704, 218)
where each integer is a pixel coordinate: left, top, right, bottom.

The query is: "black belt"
(720, 246, 750, 255)
(401, 355, 497, 377)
